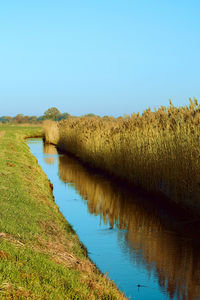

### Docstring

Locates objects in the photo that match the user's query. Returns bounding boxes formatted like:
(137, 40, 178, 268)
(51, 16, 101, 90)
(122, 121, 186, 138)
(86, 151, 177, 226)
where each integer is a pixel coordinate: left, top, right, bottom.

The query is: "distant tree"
(23, 116, 30, 123)
(58, 112, 70, 121)
(43, 107, 61, 121)
(15, 114, 24, 124)
(0, 114, 42, 124)
(29, 116, 37, 123)
(37, 115, 45, 122)
(0, 116, 10, 123)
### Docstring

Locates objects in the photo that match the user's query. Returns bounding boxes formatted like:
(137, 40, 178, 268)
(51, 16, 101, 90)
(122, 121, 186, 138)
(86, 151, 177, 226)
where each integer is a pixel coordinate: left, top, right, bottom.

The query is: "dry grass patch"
(0, 131, 5, 138)
(0, 250, 11, 260)
(0, 282, 35, 299)
(0, 233, 24, 247)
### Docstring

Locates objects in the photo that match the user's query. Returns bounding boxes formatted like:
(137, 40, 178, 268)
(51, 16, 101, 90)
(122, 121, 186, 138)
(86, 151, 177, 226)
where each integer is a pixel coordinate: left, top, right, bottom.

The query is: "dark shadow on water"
(57, 149, 200, 300)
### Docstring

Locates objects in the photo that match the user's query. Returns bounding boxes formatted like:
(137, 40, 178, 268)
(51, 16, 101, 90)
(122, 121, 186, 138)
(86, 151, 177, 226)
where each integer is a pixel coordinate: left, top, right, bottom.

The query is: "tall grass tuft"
(43, 120, 59, 145)
(44, 99, 200, 214)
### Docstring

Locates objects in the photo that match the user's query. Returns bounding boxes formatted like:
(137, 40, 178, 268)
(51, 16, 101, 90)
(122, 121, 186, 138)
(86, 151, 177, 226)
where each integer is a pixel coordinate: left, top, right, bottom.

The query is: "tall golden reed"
(44, 99, 200, 213)
(43, 120, 59, 145)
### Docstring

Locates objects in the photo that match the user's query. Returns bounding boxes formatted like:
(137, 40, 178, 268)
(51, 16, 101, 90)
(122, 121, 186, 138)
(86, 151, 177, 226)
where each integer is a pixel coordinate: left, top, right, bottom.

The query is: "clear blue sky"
(0, 0, 200, 117)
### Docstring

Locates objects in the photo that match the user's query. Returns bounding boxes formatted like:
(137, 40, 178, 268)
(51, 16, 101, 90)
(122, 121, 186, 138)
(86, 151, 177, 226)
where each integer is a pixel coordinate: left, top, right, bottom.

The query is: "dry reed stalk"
(43, 120, 59, 144)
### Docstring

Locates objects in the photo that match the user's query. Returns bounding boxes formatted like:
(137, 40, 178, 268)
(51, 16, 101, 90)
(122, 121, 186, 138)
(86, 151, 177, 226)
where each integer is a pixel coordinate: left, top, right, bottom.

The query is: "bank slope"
(0, 126, 126, 300)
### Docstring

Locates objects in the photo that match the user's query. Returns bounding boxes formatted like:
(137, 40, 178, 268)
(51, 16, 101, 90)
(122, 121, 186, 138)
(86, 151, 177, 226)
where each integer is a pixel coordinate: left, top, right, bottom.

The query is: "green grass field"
(0, 126, 126, 299)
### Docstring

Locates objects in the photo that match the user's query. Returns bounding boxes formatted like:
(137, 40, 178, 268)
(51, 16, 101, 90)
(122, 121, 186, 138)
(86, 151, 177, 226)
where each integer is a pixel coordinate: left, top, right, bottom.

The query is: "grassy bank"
(43, 99, 200, 215)
(0, 125, 126, 299)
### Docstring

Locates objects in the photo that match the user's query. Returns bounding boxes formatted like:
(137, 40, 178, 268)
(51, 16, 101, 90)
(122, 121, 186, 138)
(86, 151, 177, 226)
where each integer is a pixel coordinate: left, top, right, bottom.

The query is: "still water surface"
(27, 139, 200, 300)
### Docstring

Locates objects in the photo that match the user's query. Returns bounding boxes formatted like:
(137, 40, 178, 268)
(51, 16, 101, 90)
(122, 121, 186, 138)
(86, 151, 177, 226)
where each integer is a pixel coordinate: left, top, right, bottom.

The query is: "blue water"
(27, 139, 200, 300)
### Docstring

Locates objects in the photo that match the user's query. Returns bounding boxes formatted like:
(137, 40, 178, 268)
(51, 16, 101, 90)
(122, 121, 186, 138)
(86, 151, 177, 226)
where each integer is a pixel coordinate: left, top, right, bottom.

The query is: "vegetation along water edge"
(0, 125, 126, 299)
(43, 99, 200, 216)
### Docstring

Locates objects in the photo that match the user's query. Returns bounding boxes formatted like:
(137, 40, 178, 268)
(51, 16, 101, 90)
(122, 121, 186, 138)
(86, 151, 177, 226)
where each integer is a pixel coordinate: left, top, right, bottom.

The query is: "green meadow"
(0, 125, 126, 299)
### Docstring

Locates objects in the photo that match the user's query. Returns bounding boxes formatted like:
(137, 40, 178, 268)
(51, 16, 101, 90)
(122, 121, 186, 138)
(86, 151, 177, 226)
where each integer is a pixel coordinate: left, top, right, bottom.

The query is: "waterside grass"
(44, 99, 200, 215)
(0, 125, 126, 299)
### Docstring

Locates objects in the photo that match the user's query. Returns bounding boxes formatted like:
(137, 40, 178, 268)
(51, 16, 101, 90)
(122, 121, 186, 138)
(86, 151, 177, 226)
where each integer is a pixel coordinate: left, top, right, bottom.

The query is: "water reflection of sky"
(27, 139, 200, 300)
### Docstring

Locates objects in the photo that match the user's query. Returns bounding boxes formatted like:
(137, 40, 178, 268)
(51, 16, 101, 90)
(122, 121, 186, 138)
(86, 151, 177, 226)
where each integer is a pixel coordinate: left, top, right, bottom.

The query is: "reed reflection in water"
(58, 153, 200, 300)
(43, 143, 58, 165)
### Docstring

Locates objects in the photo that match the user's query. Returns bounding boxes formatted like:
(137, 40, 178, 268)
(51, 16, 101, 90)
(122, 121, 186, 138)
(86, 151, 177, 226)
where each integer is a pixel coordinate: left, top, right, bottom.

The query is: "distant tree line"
(0, 107, 99, 124)
(0, 107, 71, 124)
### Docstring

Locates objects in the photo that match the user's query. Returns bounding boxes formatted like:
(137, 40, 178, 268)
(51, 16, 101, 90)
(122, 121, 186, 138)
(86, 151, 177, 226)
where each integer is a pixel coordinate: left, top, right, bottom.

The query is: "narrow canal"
(27, 138, 200, 300)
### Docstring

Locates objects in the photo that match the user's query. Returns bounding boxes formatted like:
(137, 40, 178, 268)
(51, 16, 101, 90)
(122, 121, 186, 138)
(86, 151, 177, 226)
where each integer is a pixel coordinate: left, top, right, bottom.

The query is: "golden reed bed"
(43, 99, 200, 215)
